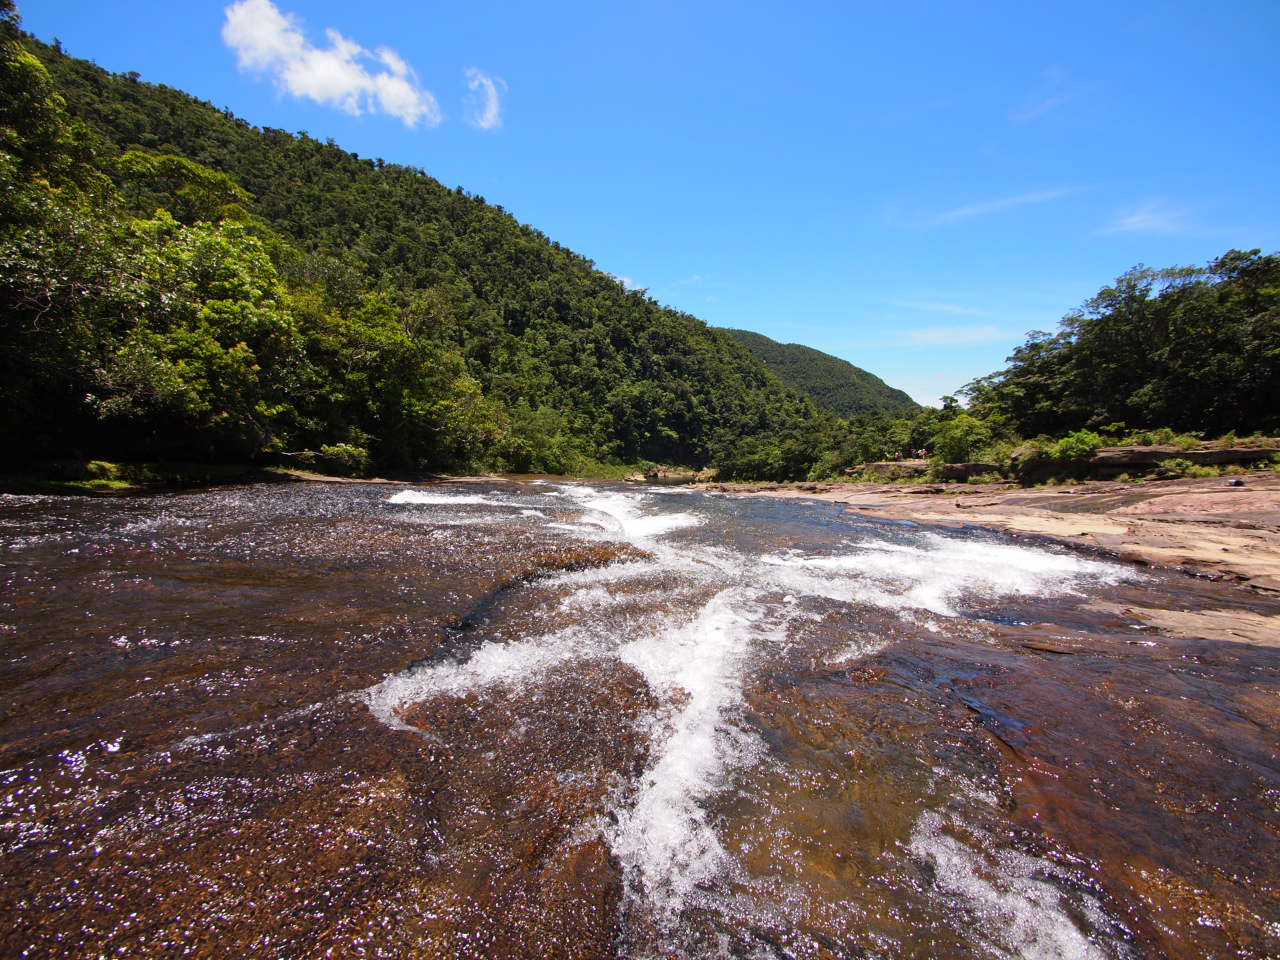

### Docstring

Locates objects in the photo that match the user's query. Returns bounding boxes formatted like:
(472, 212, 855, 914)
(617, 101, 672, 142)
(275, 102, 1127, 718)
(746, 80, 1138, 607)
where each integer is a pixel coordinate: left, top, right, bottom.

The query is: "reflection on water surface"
(1, 481, 1277, 958)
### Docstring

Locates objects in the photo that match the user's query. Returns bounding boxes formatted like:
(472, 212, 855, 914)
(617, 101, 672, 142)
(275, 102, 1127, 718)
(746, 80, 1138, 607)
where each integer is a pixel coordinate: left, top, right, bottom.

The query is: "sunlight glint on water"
(366, 483, 1139, 955)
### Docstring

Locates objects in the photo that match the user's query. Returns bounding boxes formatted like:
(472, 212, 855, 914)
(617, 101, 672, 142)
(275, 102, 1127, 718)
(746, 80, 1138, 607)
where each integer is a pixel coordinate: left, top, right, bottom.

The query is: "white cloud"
(617, 276, 635, 289)
(900, 324, 1007, 346)
(892, 299, 984, 316)
(464, 67, 506, 130)
(932, 188, 1075, 225)
(1097, 200, 1189, 235)
(222, 0, 440, 128)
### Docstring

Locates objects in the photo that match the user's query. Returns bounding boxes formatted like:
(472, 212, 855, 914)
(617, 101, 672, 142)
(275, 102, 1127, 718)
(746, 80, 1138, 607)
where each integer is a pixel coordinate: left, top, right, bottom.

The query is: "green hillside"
(719, 329, 919, 418)
(2, 15, 828, 477)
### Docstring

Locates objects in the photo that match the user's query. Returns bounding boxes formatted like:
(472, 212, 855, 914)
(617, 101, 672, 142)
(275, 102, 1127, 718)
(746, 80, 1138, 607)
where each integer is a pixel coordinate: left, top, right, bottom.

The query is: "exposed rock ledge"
(699, 473, 1280, 645)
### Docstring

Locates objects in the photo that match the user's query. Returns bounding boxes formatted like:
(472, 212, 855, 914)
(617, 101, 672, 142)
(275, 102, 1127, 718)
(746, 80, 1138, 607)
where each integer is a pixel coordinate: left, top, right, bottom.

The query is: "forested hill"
(720, 329, 919, 418)
(2, 18, 826, 476)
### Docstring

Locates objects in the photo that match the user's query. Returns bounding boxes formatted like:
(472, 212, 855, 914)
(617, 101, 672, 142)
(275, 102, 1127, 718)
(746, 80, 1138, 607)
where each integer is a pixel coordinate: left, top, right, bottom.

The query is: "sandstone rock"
(935, 461, 1002, 481)
(1089, 444, 1279, 477)
(855, 460, 929, 480)
(626, 466, 700, 485)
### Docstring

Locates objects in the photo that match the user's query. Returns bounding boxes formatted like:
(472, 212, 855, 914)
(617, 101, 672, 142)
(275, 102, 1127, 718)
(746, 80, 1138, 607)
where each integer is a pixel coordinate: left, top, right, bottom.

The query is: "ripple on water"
(1, 480, 1275, 959)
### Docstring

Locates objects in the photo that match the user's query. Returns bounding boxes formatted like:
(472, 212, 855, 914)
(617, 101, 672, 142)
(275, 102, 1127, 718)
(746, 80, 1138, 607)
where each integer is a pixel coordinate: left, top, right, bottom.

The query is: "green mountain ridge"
(718, 328, 919, 418)
(3, 20, 830, 477)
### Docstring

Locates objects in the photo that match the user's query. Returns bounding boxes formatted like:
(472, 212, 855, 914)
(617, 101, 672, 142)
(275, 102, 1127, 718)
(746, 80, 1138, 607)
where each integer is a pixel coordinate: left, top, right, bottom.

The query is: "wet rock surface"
(1, 481, 1278, 958)
(714, 473, 1280, 599)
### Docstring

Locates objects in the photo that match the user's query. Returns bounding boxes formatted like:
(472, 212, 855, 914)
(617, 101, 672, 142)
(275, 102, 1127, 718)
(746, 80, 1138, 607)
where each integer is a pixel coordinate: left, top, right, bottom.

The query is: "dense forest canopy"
(1, 6, 834, 476)
(806, 252, 1279, 480)
(718, 329, 919, 419)
(2, 0, 1275, 484)
(963, 252, 1280, 439)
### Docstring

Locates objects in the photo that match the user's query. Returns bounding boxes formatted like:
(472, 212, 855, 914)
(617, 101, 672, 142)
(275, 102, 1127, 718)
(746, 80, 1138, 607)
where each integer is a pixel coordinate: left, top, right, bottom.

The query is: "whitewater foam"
(608, 590, 777, 912)
(555, 485, 703, 541)
(364, 481, 1141, 937)
(363, 623, 602, 730)
(761, 532, 1129, 617)
(909, 807, 1124, 960)
(388, 490, 502, 507)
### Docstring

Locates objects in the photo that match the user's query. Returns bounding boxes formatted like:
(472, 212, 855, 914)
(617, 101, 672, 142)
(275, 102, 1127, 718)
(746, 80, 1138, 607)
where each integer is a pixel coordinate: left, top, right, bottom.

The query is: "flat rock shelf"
(1, 480, 1277, 958)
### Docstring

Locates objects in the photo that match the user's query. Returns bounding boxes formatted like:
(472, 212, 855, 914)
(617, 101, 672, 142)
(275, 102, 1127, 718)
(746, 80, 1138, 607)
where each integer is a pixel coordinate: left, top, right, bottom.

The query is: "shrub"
(973, 439, 1016, 469)
(807, 449, 847, 482)
(927, 414, 992, 464)
(317, 443, 371, 477)
(1156, 458, 1194, 478)
(1099, 422, 1128, 441)
(1054, 429, 1104, 462)
(1016, 436, 1057, 460)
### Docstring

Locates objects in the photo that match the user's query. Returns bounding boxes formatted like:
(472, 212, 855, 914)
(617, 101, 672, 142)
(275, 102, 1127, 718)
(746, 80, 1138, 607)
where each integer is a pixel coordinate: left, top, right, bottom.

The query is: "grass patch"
(567, 461, 702, 481)
(0, 460, 294, 495)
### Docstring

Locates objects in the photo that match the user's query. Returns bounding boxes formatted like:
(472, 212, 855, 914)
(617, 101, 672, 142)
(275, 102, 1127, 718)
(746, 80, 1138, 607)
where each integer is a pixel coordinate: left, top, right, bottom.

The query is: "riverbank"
(702, 472, 1280, 645)
(11, 461, 1277, 646)
(0, 460, 653, 495)
(0, 460, 303, 495)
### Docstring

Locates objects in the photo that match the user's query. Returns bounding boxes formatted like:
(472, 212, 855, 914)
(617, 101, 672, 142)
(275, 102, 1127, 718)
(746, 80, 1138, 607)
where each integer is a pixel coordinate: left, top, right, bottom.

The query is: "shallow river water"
(1, 480, 1277, 959)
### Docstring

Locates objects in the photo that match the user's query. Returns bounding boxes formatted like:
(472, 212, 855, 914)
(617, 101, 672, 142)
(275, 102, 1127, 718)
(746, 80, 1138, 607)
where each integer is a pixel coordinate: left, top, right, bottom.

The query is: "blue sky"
(19, 0, 1280, 405)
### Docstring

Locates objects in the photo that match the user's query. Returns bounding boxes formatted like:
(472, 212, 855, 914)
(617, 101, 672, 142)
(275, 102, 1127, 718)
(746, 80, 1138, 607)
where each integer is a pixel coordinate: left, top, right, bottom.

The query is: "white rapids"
(367, 482, 1138, 954)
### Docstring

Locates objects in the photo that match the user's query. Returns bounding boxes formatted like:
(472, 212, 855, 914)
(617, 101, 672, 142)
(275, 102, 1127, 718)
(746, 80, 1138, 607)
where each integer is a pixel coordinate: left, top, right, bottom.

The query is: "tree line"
(811, 249, 1278, 480)
(3, 2, 1275, 483)
(2, 7, 831, 476)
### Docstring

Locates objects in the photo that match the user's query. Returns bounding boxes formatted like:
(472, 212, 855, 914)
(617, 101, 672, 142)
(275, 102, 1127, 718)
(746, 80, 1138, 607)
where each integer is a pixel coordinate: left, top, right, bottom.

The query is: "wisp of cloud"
(1098, 200, 1189, 235)
(464, 67, 506, 130)
(222, 0, 441, 128)
(902, 324, 1005, 346)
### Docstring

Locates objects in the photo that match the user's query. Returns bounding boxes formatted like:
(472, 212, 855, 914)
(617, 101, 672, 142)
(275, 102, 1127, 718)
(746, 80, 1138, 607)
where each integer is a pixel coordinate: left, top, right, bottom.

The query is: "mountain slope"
(4, 27, 826, 475)
(719, 329, 919, 418)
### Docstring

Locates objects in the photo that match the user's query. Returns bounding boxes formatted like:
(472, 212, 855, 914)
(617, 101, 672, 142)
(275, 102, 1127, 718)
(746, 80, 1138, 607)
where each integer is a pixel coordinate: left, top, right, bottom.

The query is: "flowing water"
(1, 480, 1277, 959)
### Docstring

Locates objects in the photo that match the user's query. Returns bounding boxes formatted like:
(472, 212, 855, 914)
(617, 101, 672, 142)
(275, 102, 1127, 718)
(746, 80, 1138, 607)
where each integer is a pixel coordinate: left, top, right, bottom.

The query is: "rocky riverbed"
(704, 473, 1280, 642)
(2, 480, 1277, 958)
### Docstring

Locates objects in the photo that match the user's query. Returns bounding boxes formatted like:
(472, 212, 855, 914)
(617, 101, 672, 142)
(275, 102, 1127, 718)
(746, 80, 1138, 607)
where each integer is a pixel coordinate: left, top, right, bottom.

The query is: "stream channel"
(1, 480, 1278, 958)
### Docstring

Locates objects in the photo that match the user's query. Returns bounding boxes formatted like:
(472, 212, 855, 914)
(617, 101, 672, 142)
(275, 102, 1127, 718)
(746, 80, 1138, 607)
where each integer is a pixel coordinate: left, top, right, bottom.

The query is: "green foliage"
(316, 443, 371, 477)
(927, 413, 991, 464)
(972, 438, 1016, 467)
(965, 252, 1280, 438)
(1156, 458, 1195, 478)
(712, 415, 839, 482)
(500, 402, 586, 475)
(117, 150, 252, 223)
(1054, 429, 1104, 462)
(2, 31, 834, 478)
(719, 328, 919, 418)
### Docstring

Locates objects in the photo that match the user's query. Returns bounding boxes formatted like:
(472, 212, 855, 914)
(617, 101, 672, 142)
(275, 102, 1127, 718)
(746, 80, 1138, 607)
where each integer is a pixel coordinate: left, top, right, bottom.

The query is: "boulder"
(1089, 444, 1279, 477)
(626, 466, 700, 485)
(935, 461, 1002, 482)
(855, 459, 929, 480)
